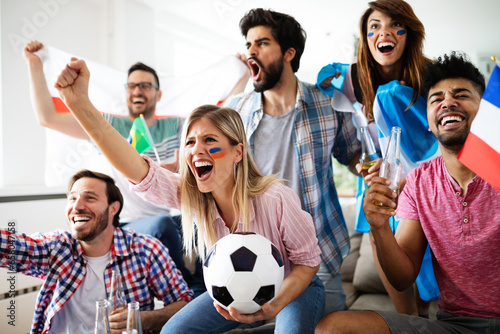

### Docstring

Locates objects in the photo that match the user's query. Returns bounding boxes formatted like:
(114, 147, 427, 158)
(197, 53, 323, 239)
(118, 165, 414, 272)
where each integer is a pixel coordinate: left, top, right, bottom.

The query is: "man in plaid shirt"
(0, 169, 192, 334)
(225, 8, 361, 314)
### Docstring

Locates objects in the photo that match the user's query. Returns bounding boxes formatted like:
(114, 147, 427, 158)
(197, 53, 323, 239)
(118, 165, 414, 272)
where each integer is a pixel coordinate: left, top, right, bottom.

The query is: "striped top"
(130, 156, 322, 276)
(104, 114, 184, 163)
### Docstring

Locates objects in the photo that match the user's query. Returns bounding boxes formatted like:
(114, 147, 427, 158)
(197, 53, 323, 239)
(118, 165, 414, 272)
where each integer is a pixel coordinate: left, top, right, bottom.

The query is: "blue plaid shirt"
(0, 227, 193, 334)
(226, 80, 361, 274)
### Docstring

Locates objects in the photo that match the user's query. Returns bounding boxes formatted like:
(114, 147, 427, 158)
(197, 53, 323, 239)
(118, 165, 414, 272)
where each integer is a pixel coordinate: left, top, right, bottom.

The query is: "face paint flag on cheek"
(397, 30, 406, 39)
(209, 147, 226, 159)
(367, 32, 374, 37)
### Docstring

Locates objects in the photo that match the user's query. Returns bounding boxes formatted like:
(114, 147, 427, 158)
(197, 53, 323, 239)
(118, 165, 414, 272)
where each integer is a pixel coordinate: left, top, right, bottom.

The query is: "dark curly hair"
(239, 8, 306, 73)
(422, 51, 485, 99)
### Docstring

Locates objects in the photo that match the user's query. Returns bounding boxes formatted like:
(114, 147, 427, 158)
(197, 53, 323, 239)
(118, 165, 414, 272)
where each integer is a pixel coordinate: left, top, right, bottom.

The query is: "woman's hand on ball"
(214, 302, 276, 323)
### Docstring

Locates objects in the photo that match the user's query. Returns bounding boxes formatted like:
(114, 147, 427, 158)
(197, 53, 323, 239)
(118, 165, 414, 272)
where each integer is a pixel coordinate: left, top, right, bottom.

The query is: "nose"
(248, 43, 257, 57)
(72, 196, 86, 211)
(191, 139, 206, 156)
(441, 95, 458, 110)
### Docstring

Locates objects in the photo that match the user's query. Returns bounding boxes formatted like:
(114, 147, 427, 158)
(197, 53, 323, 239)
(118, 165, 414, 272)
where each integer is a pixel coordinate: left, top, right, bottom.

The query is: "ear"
(284, 47, 296, 64)
(108, 201, 120, 223)
(234, 143, 243, 164)
(156, 89, 162, 102)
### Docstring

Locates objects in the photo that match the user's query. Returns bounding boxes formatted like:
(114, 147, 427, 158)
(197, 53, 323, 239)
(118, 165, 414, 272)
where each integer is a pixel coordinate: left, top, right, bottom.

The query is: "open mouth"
(438, 113, 466, 129)
(71, 215, 91, 225)
(247, 58, 262, 80)
(132, 97, 146, 107)
(377, 42, 395, 54)
(194, 161, 213, 179)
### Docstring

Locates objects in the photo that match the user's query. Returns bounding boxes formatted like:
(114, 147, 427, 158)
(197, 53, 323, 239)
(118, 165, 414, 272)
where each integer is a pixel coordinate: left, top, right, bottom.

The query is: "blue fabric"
(483, 65, 500, 107)
(353, 81, 440, 301)
(160, 276, 325, 334)
(374, 81, 439, 167)
(316, 62, 350, 97)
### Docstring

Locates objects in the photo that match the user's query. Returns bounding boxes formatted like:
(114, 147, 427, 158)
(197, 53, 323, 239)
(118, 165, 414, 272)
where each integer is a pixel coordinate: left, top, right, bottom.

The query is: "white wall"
(1, 0, 500, 191)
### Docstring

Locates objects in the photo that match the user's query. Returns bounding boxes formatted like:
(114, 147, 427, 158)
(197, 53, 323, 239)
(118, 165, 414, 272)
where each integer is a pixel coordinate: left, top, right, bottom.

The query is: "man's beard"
(435, 126, 470, 153)
(253, 57, 284, 93)
(72, 207, 110, 242)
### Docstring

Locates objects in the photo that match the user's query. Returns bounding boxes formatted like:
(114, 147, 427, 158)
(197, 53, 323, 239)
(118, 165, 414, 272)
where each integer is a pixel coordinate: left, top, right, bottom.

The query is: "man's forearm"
(140, 301, 188, 331)
(370, 225, 419, 291)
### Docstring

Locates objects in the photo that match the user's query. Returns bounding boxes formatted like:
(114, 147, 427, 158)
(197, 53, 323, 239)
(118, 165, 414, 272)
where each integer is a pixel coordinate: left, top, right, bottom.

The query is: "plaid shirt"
(225, 80, 361, 274)
(0, 227, 193, 334)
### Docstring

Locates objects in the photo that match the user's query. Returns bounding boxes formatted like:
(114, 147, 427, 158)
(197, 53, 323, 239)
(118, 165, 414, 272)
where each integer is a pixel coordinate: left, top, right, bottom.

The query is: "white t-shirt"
(49, 252, 110, 334)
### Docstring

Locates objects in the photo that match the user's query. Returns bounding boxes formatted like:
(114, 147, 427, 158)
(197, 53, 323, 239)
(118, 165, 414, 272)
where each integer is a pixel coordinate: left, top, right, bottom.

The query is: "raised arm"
(363, 176, 427, 290)
(23, 41, 90, 139)
(55, 58, 149, 184)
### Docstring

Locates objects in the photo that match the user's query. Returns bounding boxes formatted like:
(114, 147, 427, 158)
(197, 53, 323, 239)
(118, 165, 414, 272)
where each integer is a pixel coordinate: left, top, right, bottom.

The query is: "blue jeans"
(317, 260, 346, 314)
(161, 275, 325, 334)
(120, 215, 206, 296)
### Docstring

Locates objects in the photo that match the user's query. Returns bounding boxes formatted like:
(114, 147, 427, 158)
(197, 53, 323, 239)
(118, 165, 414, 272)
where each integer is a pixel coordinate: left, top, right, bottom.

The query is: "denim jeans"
(120, 214, 206, 296)
(161, 275, 325, 334)
(316, 260, 346, 314)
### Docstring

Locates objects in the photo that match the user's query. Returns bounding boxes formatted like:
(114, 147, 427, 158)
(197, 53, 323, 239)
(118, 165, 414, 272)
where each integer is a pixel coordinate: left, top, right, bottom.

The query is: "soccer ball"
(203, 232, 284, 314)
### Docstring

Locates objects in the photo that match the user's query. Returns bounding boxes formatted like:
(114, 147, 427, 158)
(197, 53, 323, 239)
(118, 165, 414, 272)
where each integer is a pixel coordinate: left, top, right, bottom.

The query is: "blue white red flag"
(458, 63, 500, 191)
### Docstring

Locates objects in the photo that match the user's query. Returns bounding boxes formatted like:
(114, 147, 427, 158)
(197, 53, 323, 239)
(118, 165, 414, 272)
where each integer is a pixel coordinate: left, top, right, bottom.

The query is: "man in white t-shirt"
(0, 169, 193, 333)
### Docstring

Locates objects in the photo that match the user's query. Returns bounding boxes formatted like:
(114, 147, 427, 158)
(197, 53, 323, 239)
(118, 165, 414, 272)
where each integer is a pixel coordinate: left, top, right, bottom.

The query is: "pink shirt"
(397, 156, 500, 318)
(130, 156, 321, 276)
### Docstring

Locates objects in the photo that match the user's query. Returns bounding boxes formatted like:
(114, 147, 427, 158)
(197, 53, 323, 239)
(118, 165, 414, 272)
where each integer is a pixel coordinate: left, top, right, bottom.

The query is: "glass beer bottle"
(376, 126, 403, 211)
(359, 126, 380, 180)
(125, 301, 143, 334)
(107, 270, 126, 316)
(94, 299, 110, 334)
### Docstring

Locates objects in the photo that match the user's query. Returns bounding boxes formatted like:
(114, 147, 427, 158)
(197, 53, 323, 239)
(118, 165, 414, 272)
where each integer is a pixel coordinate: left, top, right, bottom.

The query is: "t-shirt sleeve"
(396, 169, 420, 221)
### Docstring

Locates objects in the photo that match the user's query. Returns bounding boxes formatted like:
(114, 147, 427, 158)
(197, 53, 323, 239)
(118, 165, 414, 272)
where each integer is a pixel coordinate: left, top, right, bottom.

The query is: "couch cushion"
(352, 233, 386, 293)
(348, 293, 396, 312)
(340, 232, 361, 282)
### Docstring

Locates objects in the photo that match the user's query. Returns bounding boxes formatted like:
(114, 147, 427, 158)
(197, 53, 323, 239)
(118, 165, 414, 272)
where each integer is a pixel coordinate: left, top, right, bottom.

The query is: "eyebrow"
(186, 133, 220, 141)
(245, 37, 272, 47)
(428, 88, 472, 100)
(68, 190, 99, 197)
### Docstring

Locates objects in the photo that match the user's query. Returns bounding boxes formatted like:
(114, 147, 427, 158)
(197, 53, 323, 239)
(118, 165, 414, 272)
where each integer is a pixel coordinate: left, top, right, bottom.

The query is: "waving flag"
(36, 45, 248, 186)
(458, 62, 500, 191)
(128, 115, 152, 153)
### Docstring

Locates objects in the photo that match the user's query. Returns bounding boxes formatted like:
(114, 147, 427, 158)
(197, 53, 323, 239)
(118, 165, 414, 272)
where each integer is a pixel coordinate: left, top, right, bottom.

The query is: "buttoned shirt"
(0, 227, 193, 334)
(225, 80, 360, 274)
(397, 156, 500, 318)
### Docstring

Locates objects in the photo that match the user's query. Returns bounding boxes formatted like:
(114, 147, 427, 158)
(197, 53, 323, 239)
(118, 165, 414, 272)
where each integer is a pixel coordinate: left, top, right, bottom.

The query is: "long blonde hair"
(179, 105, 279, 259)
(357, 0, 430, 122)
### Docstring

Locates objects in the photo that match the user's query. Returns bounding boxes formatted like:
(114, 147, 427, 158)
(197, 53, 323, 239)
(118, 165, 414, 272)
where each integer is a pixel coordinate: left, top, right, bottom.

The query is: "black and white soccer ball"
(203, 232, 284, 314)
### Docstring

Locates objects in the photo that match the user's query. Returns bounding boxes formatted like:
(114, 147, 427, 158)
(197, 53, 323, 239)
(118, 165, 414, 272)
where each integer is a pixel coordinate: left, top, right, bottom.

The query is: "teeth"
(132, 98, 145, 103)
(194, 161, 213, 167)
(440, 115, 463, 126)
(73, 217, 90, 222)
(378, 42, 395, 48)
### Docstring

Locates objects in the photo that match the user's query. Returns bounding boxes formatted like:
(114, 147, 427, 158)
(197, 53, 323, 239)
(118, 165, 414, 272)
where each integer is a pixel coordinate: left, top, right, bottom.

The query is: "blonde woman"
(55, 58, 325, 334)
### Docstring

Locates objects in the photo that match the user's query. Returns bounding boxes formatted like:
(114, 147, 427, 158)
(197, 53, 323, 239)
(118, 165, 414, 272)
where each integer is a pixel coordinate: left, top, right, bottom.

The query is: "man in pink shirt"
(315, 52, 500, 333)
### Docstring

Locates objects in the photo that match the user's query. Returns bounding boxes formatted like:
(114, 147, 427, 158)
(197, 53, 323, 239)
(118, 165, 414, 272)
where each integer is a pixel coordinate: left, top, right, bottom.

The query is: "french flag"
(458, 62, 500, 191)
